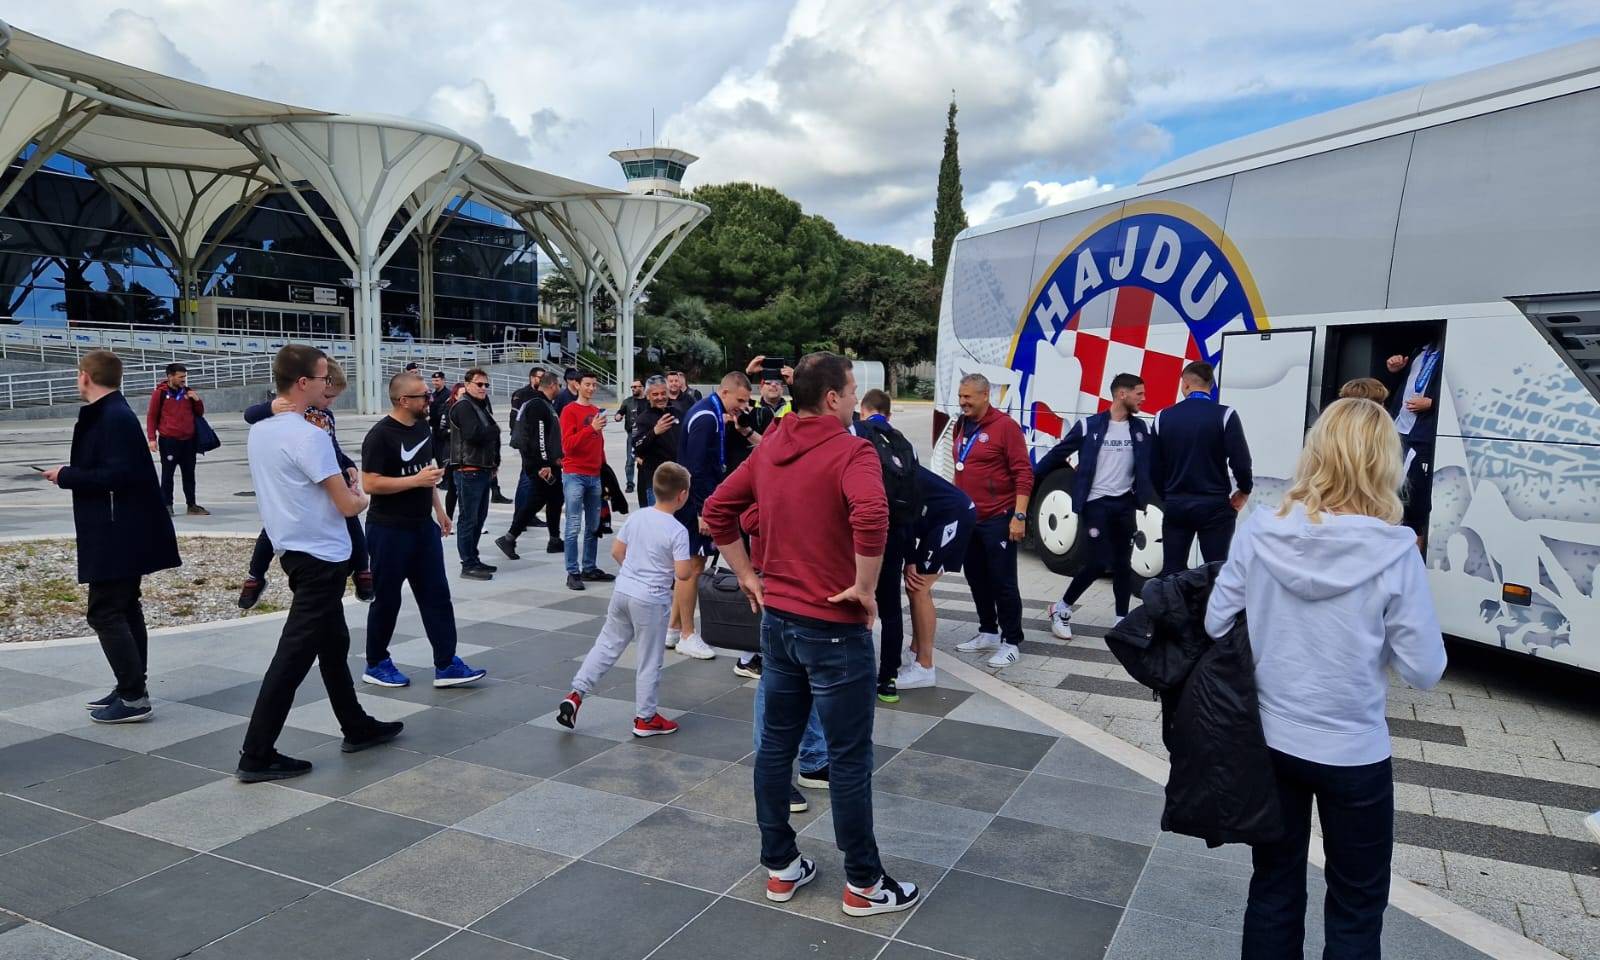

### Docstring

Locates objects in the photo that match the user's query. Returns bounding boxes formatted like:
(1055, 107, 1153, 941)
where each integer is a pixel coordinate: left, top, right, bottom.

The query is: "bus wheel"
(1030, 468, 1083, 576)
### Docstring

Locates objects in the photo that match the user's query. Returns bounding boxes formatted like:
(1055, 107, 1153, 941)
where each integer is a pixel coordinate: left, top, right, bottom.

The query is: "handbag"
(193, 414, 221, 455)
(696, 556, 762, 654)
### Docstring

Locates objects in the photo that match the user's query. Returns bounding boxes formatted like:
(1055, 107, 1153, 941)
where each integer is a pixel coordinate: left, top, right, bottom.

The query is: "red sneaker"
(557, 692, 582, 729)
(632, 714, 678, 737)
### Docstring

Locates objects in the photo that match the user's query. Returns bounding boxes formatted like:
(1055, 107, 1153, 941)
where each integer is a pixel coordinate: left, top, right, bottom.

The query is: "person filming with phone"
(632, 377, 681, 509)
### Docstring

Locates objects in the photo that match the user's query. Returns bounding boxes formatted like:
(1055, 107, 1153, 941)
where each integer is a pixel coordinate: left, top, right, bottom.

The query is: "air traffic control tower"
(609, 147, 698, 197)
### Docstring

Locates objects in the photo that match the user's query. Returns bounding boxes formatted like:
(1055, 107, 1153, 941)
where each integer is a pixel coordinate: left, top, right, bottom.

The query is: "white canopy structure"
(0, 20, 708, 411)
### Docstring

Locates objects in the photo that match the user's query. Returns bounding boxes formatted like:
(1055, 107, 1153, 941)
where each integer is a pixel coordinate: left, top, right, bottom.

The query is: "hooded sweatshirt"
(1204, 503, 1446, 766)
(702, 413, 888, 624)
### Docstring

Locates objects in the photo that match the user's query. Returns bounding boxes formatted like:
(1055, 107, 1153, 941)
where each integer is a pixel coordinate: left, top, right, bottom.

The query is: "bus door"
(1217, 327, 1316, 503)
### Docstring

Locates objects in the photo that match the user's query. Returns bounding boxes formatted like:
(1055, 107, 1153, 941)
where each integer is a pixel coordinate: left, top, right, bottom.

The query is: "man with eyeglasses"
(359, 371, 487, 689)
(448, 368, 501, 580)
(614, 379, 648, 494)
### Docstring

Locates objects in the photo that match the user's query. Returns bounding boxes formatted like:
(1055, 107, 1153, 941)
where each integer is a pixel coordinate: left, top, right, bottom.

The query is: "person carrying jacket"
(1151, 361, 1252, 574)
(632, 377, 681, 508)
(1035, 373, 1153, 641)
(497, 371, 564, 559)
(1205, 397, 1446, 960)
(145, 361, 209, 516)
(44, 350, 180, 724)
(449, 368, 502, 579)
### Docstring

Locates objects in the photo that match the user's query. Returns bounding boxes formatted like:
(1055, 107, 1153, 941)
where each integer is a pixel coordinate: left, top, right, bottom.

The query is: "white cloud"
(86, 8, 205, 81)
(1364, 23, 1496, 60)
(968, 177, 1118, 226)
(421, 79, 529, 159)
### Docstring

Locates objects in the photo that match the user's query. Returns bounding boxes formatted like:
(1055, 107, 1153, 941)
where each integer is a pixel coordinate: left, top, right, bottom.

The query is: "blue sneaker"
(362, 659, 411, 688)
(90, 698, 152, 724)
(434, 657, 487, 688)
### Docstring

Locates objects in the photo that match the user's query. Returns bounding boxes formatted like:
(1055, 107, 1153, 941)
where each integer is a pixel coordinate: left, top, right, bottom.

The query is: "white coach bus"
(932, 40, 1600, 675)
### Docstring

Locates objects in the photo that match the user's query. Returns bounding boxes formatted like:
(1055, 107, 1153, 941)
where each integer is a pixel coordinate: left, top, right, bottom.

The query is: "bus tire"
(1029, 467, 1085, 576)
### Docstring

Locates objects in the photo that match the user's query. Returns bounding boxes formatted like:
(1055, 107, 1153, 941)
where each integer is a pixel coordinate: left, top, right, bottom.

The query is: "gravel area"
(0, 536, 347, 642)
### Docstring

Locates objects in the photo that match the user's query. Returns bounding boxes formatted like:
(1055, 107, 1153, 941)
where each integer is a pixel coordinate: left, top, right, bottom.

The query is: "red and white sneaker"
(632, 714, 679, 737)
(557, 692, 582, 729)
(842, 874, 920, 917)
(766, 856, 816, 902)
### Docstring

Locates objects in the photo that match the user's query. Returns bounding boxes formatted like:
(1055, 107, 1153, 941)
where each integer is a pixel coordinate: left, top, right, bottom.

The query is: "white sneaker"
(842, 874, 920, 917)
(676, 634, 716, 660)
(666, 628, 680, 650)
(956, 632, 1001, 653)
(1049, 602, 1073, 640)
(1585, 810, 1600, 845)
(987, 643, 1020, 668)
(896, 662, 936, 690)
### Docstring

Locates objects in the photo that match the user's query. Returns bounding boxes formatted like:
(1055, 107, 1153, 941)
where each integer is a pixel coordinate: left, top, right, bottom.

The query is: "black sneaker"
(90, 697, 151, 724)
(236, 751, 313, 783)
(491, 492, 513, 504)
(625, 483, 635, 493)
(85, 689, 118, 710)
(342, 719, 404, 753)
(797, 766, 829, 790)
(495, 535, 520, 560)
(877, 678, 899, 704)
(238, 576, 267, 610)
(566, 574, 587, 591)
(546, 540, 564, 554)
(734, 655, 763, 680)
(477, 561, 499, 573)
(789, 786, 809, 813)
(354, 570, 375, 603)
(581, 568, 616, 582)
(461, 566, 493, 581)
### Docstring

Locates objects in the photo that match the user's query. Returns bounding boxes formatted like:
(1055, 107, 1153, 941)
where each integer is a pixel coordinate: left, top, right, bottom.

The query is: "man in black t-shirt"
(359, 371, 487, 690)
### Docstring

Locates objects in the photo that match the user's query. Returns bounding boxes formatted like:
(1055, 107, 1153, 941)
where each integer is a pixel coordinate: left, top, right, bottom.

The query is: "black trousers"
(1062, 493, 1138, 617)
(158, 435, 197, 508)
(1160, 495, 1237, 575)
(86, 577, 149, 701)
(1401, 438, 1432, 541)
(964, 514, 1024, 644)
(875, 526, 911, 683)
(365, 520, 458, 669)
(241, 551, 371, 760)
(1244, 750, 1394, 960)
(508, 467, 563, 543)
(249, 520, 368, 580)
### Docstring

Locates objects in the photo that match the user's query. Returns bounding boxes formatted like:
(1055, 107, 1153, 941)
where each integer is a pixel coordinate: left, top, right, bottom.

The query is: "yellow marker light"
(1502, 584, 1533, 607)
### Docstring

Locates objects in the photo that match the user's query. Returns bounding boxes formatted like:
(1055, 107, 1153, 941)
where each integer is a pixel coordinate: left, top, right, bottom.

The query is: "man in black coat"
(496, 371, 565, 558)
(427, 371, 451, 473)
(44, 350, 180, 724)
(631, 376, 681, 508)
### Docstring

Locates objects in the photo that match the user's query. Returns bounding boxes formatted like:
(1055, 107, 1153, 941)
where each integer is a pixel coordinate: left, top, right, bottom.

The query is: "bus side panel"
(937, 221, 1044, 426)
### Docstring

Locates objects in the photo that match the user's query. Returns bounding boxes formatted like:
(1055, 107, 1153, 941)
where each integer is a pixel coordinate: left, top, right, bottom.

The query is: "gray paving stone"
(1105, 908, 1244, 960)
(556, 741, 730, 803)
(216, 799, 441, 885)
(909, 719, 1055, 771)
(900, 868, 1123, 960)
(18, 753, 224, 820)
(0, 923, 130, 959)
(459, 779, 660, 857)
(286, 741, 432, 798)
(653, 896, 887, 960)
(1152, 831, 1254, 870)
(694, 684, 757, 722)
(0, 666, 93, 710)
(802, 791, 990, 868)
(0, 718, 46, 750)
(1033, 736, 1164, 796)
(346, 757, 538, 825)
(0, 823, 192, 917)
(188, 888, 452, 960)
(449, 724, 618, 778)
(873, 749, 1028, 814)
(385, 638, 492, 669)
(150, 721, 333, 773)
(943, 693, 1061, 736)
(143, 665, 261, 703)
(48, 855, 314, 960)
(876, 944, 955, 960)
(473, 860, 714, 960)
(1127, 847, 1252, 930)
(632, 711, 755, 762)
(450, 679, 572, 724)
(284, 693, 430, 737)
(106, 778, 329, 850)
(1380, 909, 1497, 959)
(1516, 903, 1600, 960)
(528, 693, 685, 741)
(417, 932, 542, 959)
(376, 706, 519, 755)
(876, 685, 972, 718)
(0, 734, 133, 792)
(869, 706, 942, 749)
(958, 816, 1150, 906)
(336, 829, 569, 926)
(587, 806, 758, 892)
(669, 761, 831, 830)
(729, 848, 935, 938)
(0, 794, 89, 856)
(1397, 809, 1599, 875)
(1000, 773, 1165, 846)
(182, 678, 330, 717)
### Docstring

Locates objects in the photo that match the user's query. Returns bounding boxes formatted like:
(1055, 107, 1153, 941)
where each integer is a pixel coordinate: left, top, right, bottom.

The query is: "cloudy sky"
(15, 1, 1600, 259)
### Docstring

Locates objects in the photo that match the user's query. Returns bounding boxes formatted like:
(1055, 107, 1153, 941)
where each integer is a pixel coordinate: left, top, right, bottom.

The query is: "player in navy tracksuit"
(898, 466, 977, 690)
(1150, 361, 1253, 575)
(1034, 374, 1153, 638)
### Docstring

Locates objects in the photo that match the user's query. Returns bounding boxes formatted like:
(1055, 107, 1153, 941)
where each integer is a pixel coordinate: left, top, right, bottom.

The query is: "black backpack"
(856, 418, 921, 528)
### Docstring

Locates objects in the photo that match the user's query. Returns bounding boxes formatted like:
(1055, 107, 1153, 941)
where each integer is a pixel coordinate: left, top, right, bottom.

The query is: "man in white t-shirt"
(237, 346, 400, 783)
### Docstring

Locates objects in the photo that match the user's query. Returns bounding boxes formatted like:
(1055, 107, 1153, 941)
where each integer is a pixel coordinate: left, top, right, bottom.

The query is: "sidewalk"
(0, 541, 1501, 960)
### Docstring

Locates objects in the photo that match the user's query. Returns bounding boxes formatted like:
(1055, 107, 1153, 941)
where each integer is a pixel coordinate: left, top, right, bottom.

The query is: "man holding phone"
(632, 377, 680, 508)
(559, 372, 616, 590)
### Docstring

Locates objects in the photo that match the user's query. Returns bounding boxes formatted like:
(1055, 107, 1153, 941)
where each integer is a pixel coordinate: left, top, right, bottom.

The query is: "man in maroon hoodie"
(146, 362, 209, 517)
(704, 351, 920, 919)
(950, 373, 1034, 666)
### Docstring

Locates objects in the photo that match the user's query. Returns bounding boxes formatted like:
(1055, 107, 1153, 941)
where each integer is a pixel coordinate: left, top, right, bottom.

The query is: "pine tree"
(932, 95, 968, 282)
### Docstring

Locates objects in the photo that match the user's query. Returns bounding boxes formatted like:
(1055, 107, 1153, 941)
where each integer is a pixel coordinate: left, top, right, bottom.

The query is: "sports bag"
(697, 556, 762, 654)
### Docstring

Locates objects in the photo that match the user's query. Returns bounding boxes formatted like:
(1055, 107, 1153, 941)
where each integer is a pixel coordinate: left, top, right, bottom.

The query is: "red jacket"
(704, 413, 888, 625)
(146, 386, 204, 442)
(953, 405, 1034, 521)
(559, 401, 605, 476)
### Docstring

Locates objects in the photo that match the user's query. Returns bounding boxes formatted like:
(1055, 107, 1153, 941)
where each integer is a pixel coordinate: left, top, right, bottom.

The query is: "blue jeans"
(513, 470, 532, 518)
(754, 609, 883, 887)
(365, 519, 458, 670)
(453, 470, 492, 567)
(623, 453, 635, 488)
(563, 473, 602, 574)
(1244, 750, 1394, 960)
(753, 674, 828, 774)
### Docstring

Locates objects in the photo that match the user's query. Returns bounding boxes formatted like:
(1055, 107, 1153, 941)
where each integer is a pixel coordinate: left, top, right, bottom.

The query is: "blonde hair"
(325, 358, 348, 390)
(1338, 377, 1389, 403)
(1279, 398, 1403, 524)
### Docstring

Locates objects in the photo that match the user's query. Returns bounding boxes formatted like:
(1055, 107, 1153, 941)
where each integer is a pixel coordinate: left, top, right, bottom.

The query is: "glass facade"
(619, 158, 687, 183)
(0, 153, 538, 341)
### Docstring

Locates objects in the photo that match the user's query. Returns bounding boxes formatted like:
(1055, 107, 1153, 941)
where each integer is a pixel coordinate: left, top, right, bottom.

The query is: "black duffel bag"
(697, 558, 762, 654)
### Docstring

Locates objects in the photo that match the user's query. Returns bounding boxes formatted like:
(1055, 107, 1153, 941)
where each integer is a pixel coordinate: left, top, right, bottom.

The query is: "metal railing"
(0, 352, 274, 409)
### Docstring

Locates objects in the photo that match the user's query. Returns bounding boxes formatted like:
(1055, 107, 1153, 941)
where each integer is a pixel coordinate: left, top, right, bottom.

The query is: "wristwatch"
(1012, 512, 1027, 522)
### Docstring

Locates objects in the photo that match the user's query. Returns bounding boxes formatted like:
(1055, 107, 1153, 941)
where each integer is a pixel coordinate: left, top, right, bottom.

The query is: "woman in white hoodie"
(1206, 397, 1446, 960)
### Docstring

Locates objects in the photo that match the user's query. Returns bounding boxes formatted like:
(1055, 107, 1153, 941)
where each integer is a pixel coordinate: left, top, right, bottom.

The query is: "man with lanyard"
(1037, 373, 1154, 641)
(359, 371, 488, 690)
(1150, 361, 1253, 575)
(1381, 339, 1443, 547)
(145, 362, 209, 517)
(670, 371, 753, 661)
(497, 371, 565, 559)
(951, 374, 1034, 667)
(612, 378, 648, 493)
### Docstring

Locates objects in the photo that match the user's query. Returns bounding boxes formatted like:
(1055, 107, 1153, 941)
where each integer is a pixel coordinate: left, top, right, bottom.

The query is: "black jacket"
(1106, 563, 1282, 847)
(58, 392, 181, 584)
(509, 384, 537, 433)
(632, 405, 680, 491)
(449, 395, 501, 469)
(513, 393, 562, 472)
(428, 386, 450, 435)
(618, 395, 648, 437)
(1151, 395, 1252, 499)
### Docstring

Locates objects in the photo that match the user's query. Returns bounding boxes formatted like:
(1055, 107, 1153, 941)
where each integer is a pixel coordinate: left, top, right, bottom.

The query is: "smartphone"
(28, 465, 44, 472)
(761, 356, 787, 373)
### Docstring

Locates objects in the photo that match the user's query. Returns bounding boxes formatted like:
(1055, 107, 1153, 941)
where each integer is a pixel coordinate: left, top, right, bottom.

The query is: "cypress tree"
(932, 95, 968, 281)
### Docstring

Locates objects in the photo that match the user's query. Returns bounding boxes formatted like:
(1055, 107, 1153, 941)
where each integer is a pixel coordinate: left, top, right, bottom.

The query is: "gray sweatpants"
(571, 591, 670, 719)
